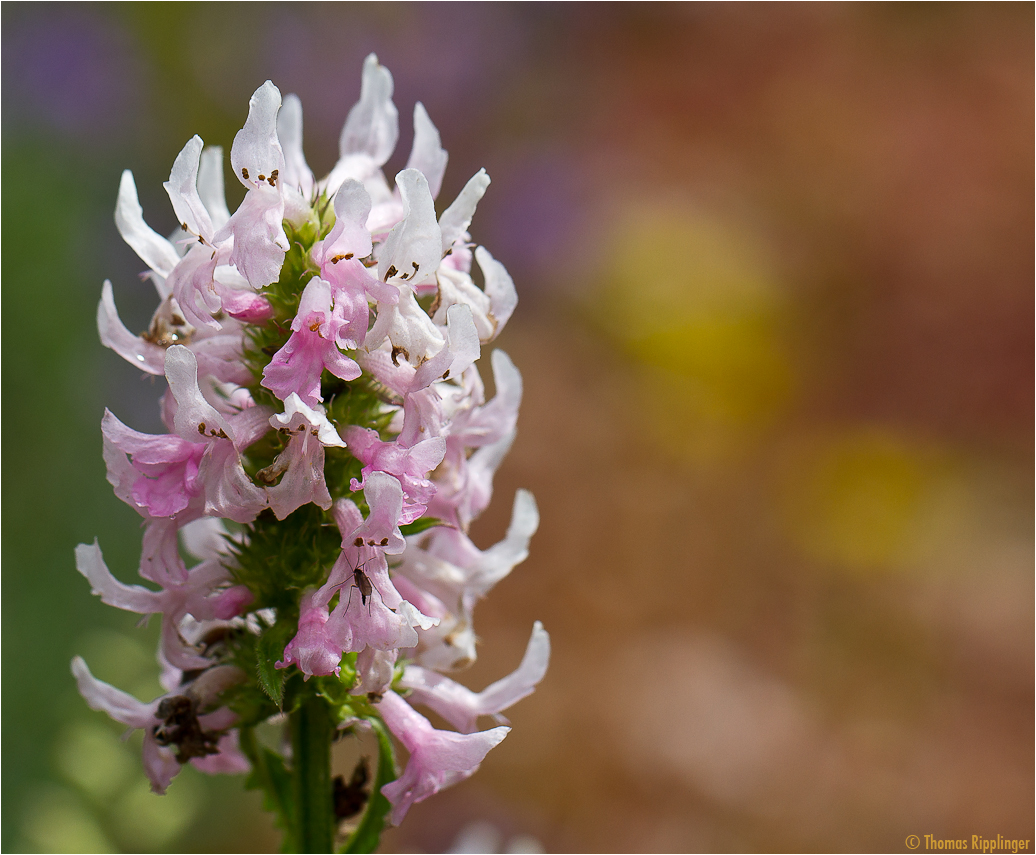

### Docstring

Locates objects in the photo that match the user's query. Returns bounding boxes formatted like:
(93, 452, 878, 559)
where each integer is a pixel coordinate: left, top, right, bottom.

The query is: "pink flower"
(74, 540, 248, 671)
(343, 426, 445, 525)
(162, 136, 233, 329)
(360, 303, 481, 401)
(278, 589, 347, 678)
(349, 471, 408, 555)
(219, 81, 289, 290)
(102, 410, 205, 519)
(71, 657, 247, 794)
(106, 346, 270, 526)
(161, 83, 288, 329)
(399, 622, 549, 733)
(311, 179, 373, 274)
(261, 277, 363, 405)
(323, 54, 399, 194)
(279, 491, 437, 678)
(396, 490, 538, 670)
(376, 690, 509, 825)
(97, 278, 258, 385)
(279, 566, 399, 678)
(311, 177, 398, 310)
(263, 394, 346, 520)
(351, 647, 398, 696)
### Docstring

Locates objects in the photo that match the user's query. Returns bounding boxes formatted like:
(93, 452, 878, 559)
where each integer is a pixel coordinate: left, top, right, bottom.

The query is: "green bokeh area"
(0, 6, 281, 851)
(0, 136, 271, 853)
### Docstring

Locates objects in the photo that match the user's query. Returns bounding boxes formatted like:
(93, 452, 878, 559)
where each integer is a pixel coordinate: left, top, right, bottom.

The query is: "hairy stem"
(290, 694, 335, 853)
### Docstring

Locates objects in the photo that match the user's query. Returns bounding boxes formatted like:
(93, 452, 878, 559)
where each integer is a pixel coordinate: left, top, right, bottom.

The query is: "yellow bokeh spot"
(55, 721, 136, 799)
(779, 429, 948, 572)
(76, 629, 156, 688)
(22, 788, 115, 853)
(589, 205, 794, 462)
(113, 772, 201, 850)
(76, 629, 165, 703)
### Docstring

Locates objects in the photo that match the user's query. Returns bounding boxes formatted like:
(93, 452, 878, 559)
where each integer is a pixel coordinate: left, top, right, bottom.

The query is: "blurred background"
(2, 3, 1032, 852)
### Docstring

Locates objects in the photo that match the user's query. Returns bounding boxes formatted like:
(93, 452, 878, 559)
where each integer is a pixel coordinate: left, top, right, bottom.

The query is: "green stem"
(340, 717, 398, 853)
(290, 694, 336, 853)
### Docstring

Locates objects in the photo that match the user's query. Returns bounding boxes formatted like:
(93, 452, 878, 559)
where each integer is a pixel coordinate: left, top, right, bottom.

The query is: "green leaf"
(340, 717, 398, 854)
(222, 682, 279, 730)
(314, 675, 348, 710)
(399, 516, 446, 537)
(257, 622, 294, 706)
(241, 727, 297, 852)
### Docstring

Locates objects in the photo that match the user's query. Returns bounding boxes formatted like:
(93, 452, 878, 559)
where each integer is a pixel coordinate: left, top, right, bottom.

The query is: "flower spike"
(74, 55, 546, 850)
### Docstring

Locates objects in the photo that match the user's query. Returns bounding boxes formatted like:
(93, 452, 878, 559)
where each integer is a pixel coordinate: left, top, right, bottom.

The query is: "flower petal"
(164, 135, 214, 239)
(115, 171, 181, 280)
(71, 656, 156, 729)
(378, 169, 442, 288)
(355, 471, 406, 554)
(190, 730, 251, 776)
(198, 146, 232, 231)
(439, 169, 490, 256)
(142, 733, 182, 795)
(164, 346, 235, 445)
(230, 81, 285, 191)
(406, 102, 448, 200)
(316, 179, 373, 267)
(278, 93, 314, 198)
(470, 488, 538, 593)
(75, 540, 163, 614)
(377, 691, 508, 825)
(475, 246, 518, 338)
(411, 304, 481, 392)
(335, 54, 398, 180)
(97, 281, 166, 375)
(199, 441, 268, 523)
(220, 184, 288, 289)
